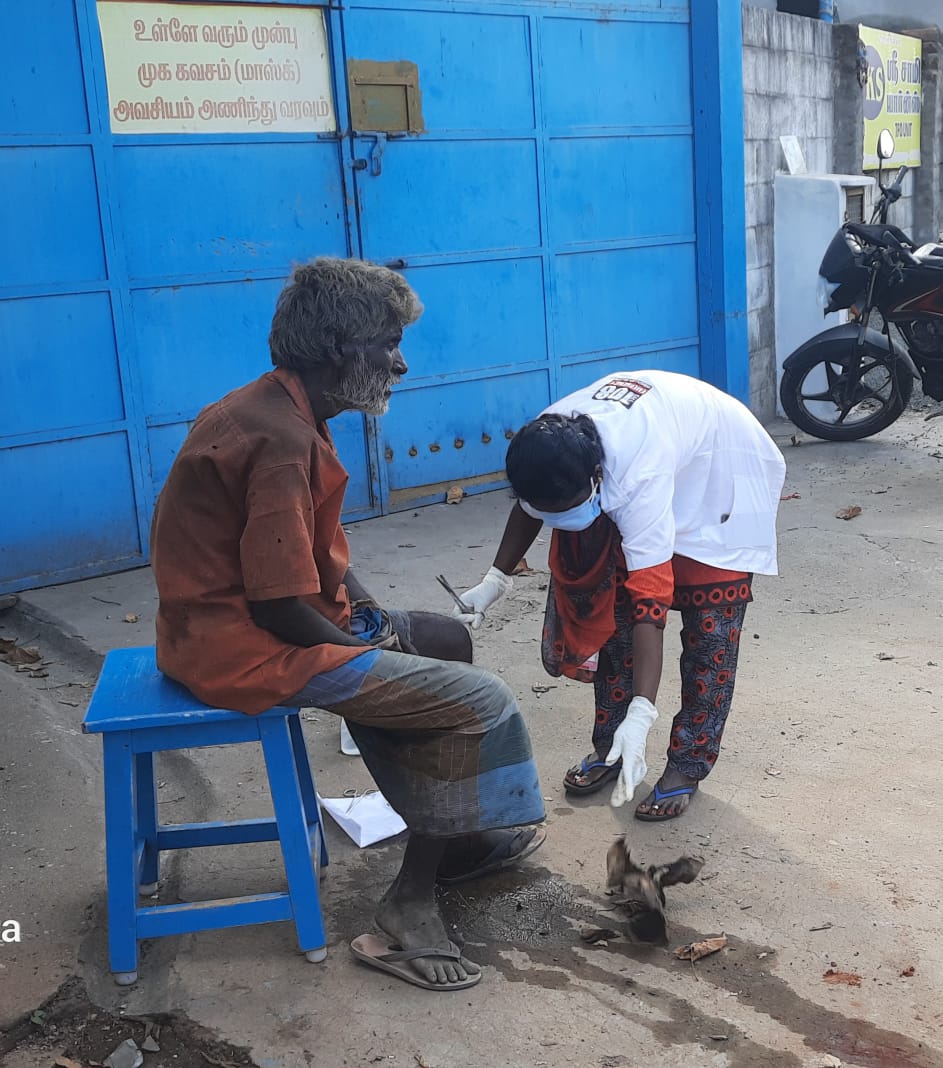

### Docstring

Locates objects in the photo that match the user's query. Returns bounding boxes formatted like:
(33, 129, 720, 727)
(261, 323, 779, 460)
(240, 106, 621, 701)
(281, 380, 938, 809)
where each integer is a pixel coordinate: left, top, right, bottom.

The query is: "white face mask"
(519, 479, 602, 531)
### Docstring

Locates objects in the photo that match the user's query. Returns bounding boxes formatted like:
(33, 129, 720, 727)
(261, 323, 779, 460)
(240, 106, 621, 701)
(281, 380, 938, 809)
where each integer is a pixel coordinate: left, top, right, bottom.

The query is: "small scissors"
(436, 574, 472, 614)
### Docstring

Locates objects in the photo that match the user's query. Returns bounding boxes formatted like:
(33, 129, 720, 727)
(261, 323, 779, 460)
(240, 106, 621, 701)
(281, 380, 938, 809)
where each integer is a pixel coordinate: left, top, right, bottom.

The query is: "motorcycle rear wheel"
(780, 344, 914, 441)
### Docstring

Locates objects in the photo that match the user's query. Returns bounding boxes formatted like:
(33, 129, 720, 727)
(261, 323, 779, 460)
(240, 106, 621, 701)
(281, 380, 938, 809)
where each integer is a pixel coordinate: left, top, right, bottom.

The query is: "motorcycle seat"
(913, 243, 943, 268)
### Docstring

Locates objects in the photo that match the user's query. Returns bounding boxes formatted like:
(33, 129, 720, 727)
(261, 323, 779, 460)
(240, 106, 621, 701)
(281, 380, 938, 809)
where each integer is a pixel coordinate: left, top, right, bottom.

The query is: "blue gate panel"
(0, 1, 88, 134)
(114, 143, 348, 280)
(553, 244, 699, 359)
(0, 293, 124, 436)
(539, 17, 691, 129)
(382, 369, 551, 491)
(147, 423, 191, 494)
(558, 345, 700, 395)
(546, 135, 695, 246)
(346, 9, 534, 130)
(132, 278, 286, 421)
(402, 258, 547, 377)
(329, 411, 375, 516)
(0, 434, 141, 586)
(131, 276, 376, 516)
(355, 140, 541, 260)
(0, 148, 106, 287)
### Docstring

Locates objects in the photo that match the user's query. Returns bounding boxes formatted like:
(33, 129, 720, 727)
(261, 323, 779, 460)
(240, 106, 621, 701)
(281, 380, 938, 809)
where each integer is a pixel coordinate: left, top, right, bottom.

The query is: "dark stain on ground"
(0, 976, 259, 1066)
(552, 806, 573, 816)
(437, 866, 943, 1068)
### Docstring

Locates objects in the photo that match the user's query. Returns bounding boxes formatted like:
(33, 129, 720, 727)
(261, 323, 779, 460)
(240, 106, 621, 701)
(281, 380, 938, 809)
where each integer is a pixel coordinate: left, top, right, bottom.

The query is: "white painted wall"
(749, 0, 942, 28)
(773, 173, 876, 415)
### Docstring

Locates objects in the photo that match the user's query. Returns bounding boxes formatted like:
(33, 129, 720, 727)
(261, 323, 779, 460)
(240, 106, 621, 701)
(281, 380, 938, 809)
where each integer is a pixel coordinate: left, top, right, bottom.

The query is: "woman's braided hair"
(505, 412, 604, 506)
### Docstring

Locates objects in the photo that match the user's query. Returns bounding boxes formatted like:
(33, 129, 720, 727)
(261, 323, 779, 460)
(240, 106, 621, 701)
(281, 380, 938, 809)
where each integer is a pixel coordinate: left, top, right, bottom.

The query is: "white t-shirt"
(541, 371, 787, 575)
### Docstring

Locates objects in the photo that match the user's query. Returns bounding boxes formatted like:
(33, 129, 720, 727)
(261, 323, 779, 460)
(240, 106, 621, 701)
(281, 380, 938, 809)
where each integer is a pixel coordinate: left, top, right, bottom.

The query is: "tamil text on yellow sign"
(96, 2, 336, 134)
(861, 25, 922, 169)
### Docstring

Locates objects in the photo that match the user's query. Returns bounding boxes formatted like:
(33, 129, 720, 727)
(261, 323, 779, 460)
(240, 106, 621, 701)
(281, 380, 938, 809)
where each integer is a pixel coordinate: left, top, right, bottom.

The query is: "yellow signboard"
(861, 25, 922, 169)
(96, 2, 336, 134)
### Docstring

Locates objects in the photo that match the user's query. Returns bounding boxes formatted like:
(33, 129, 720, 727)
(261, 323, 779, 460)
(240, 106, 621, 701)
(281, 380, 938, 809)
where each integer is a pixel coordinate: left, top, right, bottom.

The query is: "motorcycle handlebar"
(845, 221, 919, 267)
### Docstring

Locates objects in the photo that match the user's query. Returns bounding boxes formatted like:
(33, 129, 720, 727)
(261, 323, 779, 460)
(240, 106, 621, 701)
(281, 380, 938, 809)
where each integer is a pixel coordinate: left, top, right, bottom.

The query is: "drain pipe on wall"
(818, 0, 834, 21)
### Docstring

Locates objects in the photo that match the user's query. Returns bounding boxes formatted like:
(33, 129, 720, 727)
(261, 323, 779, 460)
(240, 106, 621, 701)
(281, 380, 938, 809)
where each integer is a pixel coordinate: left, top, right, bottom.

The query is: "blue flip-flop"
(635, 781, 698, 822)
(563, 755, 622, 796)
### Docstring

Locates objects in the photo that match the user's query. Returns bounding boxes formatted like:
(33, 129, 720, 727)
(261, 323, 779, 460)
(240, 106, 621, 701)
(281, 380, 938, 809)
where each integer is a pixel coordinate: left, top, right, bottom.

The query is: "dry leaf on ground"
(780, 492, 801, 500)
(674, 934, 727, 961)
(823, 969, 862, 986)
(900, 965, 916, 977)
(1, 644, 41, 666)
(445, 486, 464, 505)
(835, 506, 862, 521)
(124, 613, 139, 624)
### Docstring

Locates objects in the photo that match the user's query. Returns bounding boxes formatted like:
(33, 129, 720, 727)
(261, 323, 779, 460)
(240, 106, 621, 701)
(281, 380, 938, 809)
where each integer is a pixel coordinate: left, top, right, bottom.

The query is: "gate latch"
(368, 134, 386, 176)
(351, 134, 387, 177)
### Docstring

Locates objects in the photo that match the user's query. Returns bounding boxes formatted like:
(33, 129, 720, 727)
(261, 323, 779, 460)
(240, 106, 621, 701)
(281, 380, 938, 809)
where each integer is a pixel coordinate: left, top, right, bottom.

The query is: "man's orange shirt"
(151, 368, 366, 714)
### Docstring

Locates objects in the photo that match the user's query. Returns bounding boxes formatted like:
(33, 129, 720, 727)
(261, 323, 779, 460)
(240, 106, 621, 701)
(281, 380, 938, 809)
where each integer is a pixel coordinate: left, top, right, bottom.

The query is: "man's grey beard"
(324, 354, 397, 416)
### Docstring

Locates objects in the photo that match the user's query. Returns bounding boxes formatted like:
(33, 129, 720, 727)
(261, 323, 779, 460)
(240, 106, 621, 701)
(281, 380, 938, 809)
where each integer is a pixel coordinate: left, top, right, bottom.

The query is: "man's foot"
(375, 885, 481, 987)
(563, 751, 621, 795)
(635, 766, 699, 821)
(436, 826, 545, 885)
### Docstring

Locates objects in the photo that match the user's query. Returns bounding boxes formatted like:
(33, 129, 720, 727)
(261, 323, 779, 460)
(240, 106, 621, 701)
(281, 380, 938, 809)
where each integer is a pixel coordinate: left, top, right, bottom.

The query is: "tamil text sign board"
(96, 2, 336, 134)
(861, 25, 921, 169)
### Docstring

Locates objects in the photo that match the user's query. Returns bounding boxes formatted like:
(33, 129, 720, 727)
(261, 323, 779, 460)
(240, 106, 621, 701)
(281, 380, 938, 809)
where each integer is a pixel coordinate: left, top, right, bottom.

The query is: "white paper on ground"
(339, 719, 361, 756)
(317, 791, 406, 847)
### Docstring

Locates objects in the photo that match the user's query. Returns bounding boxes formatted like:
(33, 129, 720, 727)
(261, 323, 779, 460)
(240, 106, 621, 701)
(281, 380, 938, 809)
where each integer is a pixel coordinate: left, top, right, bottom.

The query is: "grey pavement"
(2, 414, 943, 1067)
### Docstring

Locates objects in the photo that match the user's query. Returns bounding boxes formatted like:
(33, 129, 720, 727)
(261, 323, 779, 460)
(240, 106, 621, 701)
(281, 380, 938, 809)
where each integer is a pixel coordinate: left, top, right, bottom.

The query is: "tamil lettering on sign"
(860, 25, 922, 169)
(96, 2, 336, 134)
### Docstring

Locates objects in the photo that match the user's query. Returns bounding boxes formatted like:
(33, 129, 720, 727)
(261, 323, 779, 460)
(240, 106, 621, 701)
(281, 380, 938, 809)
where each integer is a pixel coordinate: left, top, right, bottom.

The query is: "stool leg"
(288, 713, 328, 872)
(259, 717, 327, 961)
(135, 751, 160, 893)
(103, 732, 139, 983)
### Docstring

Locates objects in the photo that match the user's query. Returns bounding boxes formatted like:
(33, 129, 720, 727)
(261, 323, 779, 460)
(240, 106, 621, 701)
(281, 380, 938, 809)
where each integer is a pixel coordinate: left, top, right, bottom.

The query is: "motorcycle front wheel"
(780, 344, 914, 441)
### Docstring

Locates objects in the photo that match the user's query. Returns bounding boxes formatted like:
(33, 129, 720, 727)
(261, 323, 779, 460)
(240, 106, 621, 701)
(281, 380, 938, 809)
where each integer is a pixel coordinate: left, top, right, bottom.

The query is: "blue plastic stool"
(82, 646, 328, 985)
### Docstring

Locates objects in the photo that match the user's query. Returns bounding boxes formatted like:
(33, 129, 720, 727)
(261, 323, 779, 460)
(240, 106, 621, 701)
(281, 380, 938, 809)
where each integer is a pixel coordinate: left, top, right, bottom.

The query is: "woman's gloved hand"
(451, 566, 513, 629)
(605, 696, 658, 807)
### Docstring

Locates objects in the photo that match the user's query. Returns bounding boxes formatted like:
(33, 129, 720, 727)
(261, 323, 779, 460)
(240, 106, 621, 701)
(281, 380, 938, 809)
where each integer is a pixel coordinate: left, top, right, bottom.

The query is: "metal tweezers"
(436, 574, 472, 614)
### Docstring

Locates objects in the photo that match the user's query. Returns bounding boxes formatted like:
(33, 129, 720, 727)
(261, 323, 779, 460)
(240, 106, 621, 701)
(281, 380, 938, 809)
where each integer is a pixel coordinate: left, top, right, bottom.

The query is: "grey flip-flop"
(350, 933, 482, 991)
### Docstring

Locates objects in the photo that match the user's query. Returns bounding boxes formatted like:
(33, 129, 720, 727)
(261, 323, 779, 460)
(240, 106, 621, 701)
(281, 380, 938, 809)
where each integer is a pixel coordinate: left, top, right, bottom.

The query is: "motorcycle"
(779, 129, 943, 441)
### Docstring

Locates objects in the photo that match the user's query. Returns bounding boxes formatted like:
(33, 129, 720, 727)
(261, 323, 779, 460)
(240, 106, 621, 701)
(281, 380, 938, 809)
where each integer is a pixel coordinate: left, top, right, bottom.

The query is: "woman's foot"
(375, 882, 481, 987)
(635, 766, 699, 821)
(563, 751, 621, 794)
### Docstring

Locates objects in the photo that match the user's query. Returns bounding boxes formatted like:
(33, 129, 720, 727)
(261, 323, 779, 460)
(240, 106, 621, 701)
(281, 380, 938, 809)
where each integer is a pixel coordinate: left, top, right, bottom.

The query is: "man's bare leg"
(375, 834, 481, 985)
(406, 611, 472, 663)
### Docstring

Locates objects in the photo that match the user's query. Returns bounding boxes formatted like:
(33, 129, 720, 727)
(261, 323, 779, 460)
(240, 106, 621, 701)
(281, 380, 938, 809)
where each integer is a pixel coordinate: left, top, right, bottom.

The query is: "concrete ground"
(2, 412, 943, 1068)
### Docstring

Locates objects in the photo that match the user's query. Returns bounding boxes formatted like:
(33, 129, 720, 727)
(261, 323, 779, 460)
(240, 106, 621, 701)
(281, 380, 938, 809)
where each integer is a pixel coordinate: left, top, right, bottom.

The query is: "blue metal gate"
(0, 0, 746, 593)
(342, 0, 704, 507)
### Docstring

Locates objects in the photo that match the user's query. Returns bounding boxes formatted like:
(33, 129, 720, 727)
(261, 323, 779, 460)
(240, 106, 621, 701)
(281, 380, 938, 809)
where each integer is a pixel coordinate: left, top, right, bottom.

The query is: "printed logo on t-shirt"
(592, 377, 652, 409)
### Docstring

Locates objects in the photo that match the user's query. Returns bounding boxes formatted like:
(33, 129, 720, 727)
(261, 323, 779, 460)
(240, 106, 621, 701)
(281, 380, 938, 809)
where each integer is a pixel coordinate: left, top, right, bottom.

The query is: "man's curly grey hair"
(269, 257, 423, 370)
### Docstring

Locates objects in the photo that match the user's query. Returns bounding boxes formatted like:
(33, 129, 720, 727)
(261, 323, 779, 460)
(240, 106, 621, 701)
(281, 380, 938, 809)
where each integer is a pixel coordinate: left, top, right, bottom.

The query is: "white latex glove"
(605, 696, 658, 807)
(451, 566, 513, 629)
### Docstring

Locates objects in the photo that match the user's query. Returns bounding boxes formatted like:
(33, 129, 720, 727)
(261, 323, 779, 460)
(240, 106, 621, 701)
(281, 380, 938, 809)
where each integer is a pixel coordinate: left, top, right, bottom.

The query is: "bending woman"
(456, 371, 786, 822)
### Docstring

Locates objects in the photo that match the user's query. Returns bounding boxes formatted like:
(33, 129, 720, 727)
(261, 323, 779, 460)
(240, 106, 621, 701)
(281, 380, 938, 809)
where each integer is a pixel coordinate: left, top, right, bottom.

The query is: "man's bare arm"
(249, 597, 368, 649)
(493, 504, 544, 575)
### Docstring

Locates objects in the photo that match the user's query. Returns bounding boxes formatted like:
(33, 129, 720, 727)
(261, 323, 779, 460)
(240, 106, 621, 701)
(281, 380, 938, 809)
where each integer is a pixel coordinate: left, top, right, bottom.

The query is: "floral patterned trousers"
(592, 579, 751, 781)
